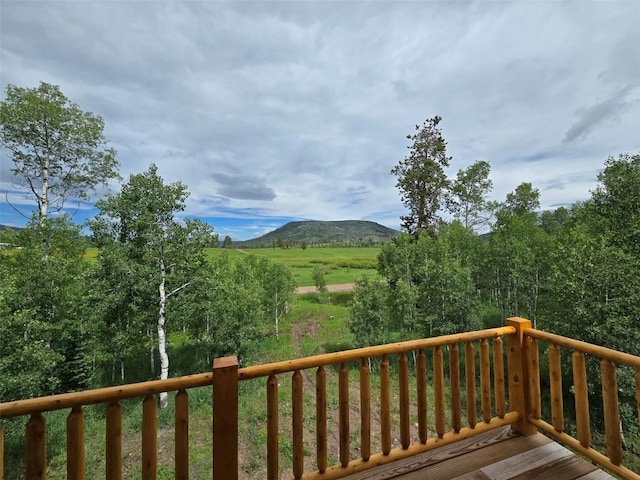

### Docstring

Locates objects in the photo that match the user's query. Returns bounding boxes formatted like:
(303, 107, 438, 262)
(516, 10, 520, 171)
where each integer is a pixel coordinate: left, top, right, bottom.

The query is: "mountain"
(236, 220, 399, 248)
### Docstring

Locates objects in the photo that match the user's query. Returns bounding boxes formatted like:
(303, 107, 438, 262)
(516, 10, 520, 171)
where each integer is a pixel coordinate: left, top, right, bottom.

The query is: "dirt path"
(295, 283, 356, 294)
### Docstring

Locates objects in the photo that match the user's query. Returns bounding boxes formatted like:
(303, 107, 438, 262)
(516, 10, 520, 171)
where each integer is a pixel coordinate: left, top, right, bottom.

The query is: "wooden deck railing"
(523, 326, 640, 480)
(0, 371, 215, 479)
(1, 317, 639, 479)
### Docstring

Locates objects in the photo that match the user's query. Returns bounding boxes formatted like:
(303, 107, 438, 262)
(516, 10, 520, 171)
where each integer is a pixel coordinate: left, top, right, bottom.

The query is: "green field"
(206, 246, 381, 286)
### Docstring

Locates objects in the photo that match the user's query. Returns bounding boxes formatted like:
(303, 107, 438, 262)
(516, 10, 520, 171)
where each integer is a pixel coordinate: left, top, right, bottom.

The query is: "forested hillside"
(237, 220, 399, 248)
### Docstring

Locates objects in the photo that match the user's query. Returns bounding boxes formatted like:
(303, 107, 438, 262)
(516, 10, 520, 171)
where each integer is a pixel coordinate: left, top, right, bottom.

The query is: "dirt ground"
(295, 283, 356, 294)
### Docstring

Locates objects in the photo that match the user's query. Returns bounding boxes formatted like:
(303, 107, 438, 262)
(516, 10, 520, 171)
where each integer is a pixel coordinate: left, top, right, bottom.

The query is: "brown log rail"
(234, 324, 522, 480)
(524, 325, 640, 480)
(0, 371, 215, 480)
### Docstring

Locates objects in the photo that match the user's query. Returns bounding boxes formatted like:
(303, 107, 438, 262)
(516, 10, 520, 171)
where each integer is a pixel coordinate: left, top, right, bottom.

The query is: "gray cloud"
(211, 173, 276, 201)
(1, 1, 639, 235)
(564, 85, 636, 143)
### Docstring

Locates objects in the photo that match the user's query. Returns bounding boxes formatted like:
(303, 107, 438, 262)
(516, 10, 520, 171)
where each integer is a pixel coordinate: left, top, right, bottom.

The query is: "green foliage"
(592, 153, 640, 258)
(391, 115, 451, 236)
(0, 216, 92, 401)
(349, 277, 390, 347)
(450, 160, 493, 231)
(0, 82, 119, 220)
(313, 264, 327, 294)
(497, 182, 540, 221)
(372, 223, 482, 340)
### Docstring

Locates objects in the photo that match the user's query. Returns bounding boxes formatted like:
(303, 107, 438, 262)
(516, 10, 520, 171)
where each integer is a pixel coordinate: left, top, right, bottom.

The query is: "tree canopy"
(0, 82, 119, 221)
(391, 115, 451, 236)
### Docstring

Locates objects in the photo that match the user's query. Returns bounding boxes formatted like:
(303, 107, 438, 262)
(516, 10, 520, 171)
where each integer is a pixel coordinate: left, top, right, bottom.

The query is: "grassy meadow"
(206, 246, 381, 286)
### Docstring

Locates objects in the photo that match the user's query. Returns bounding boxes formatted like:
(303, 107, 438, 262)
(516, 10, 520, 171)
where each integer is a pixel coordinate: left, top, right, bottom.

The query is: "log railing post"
(213, 356, 239, 480)
(506, 317, 536, 436)
(26, 413, 46, 480)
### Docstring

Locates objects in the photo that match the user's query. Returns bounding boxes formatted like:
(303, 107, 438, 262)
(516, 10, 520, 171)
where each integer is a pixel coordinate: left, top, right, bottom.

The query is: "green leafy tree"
(484, 184, 547, 324)
(90, 164, 214, 406)
(0, 82, 119, 222)
(391, 115, 451, 236)
(450, 160, 493, 231)
(313, 264, 327, 294)
(539, 207, 571, 235)
(350, 277, 390, 347)
(223, 235, 233, 248)
(592, 153, 640, 258)
(0, 216, 91, 401)
(497, 182, 540, 221)
(376, 225, 481, 339)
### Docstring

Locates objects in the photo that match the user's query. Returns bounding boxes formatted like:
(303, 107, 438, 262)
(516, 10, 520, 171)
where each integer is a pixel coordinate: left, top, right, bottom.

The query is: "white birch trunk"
(148, 324, 155, 375)
(40, 150, 49, 222)
(158, 257, 169, 408)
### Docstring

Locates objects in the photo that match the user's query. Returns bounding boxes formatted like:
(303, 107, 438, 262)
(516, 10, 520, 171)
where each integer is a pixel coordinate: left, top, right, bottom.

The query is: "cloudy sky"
(1, 1, 639, 240)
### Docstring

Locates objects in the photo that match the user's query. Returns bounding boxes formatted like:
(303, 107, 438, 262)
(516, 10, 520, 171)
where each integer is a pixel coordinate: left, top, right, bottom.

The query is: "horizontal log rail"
(0, 370, 217, 480)
(238, 326, 516, 379)
(526, 328, 640, 369)
(0, 372, 213, 419)
(523, 322, 640, 480)
(227, 324, 526, 480)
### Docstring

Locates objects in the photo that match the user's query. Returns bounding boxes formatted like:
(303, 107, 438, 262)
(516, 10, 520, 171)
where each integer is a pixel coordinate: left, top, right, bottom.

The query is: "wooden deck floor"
(347, 426, 615, 480)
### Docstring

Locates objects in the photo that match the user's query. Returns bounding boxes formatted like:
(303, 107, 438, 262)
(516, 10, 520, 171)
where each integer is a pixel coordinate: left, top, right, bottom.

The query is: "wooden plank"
(450, 472, 490, 480)
(480, 442, 573, 480)
(395, 433, 552, 480)
(302, 414, 519, 480)
(575, 470, 616, 480)
(346, 426, 522, 480)
(507, 454, 597, 480)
